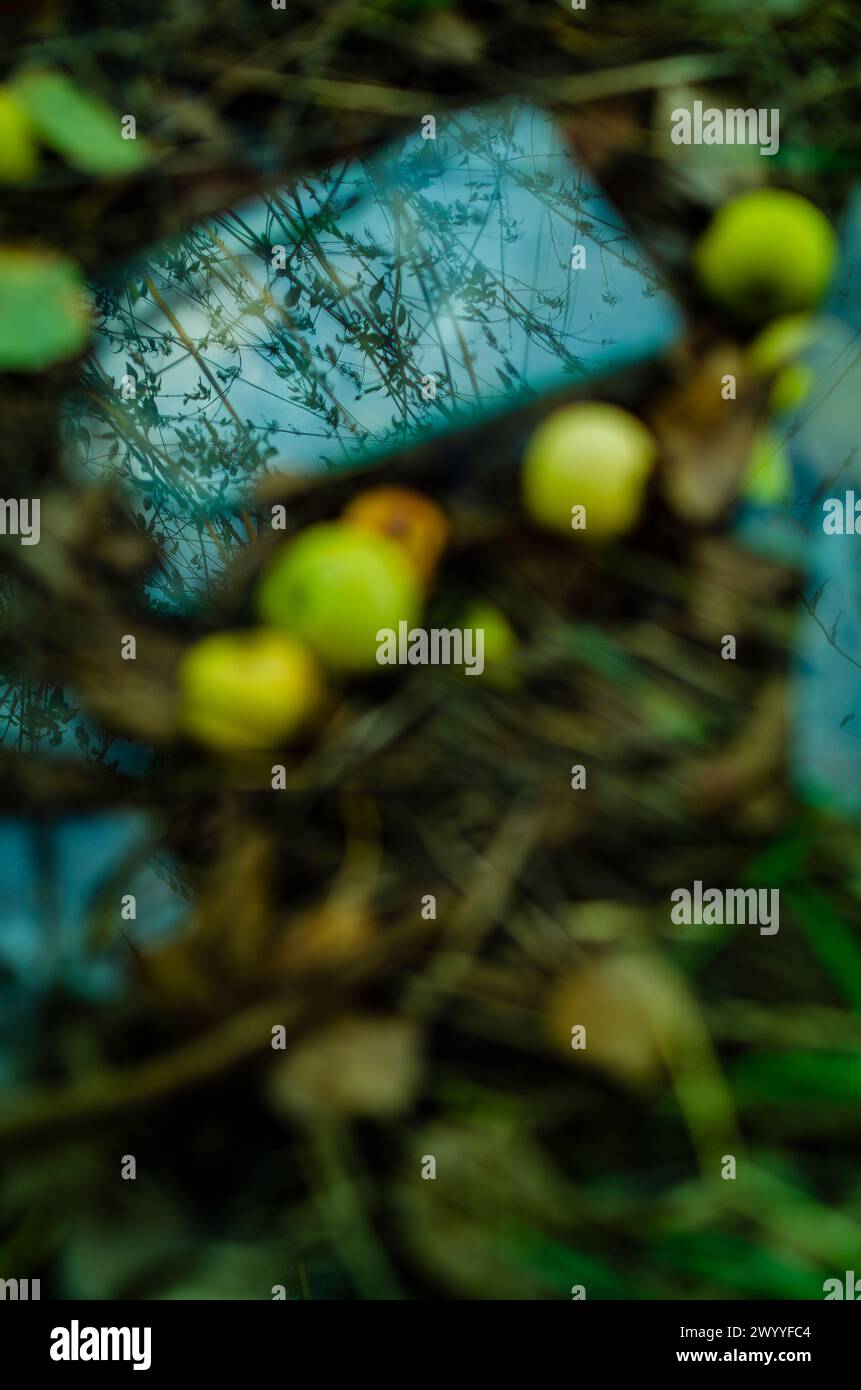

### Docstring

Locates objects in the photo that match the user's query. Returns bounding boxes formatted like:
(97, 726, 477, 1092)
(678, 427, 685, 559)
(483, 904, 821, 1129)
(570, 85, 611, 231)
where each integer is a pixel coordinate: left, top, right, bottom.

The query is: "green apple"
(178, 629, 323, 750)
(695, 190, 837, 322)
(0, 87, 38, 184)
(769, 362, 813, 415)
(740, 429, 792, 506)
(747, 313, 818, 414)
(747, 313, 815, 374)
(459, 600, 518, 688)
(522, 402, 657, 541)
(256, 521, 422, 672)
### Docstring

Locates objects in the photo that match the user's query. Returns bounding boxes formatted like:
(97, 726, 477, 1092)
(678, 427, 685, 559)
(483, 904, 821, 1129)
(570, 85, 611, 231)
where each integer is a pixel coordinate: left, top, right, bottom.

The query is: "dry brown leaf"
(274, 898, 377, 976)
(651, 345, 768, 524)
(140, 936, 224, 1015)
(396, 1122, 568, 1299)
(194, 831, 275, 970)
(544, 949, 702, 1087)
(265, 1014, 422, 1119)
(687, 536, 795, 641)
(683, 678, 787, 815)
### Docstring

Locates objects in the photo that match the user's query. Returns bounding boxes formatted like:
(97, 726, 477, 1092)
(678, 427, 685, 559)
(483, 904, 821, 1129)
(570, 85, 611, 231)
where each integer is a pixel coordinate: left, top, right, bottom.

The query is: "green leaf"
(742, 829, 811, 888)
(502, 1228, 624, 1298)
(13, 70, 150, 176)
(788, 885, 861, 1014)
(653, 1232, 818, 1298)
(731, 1050, 861, 1103)
(0, 247, 91, 371)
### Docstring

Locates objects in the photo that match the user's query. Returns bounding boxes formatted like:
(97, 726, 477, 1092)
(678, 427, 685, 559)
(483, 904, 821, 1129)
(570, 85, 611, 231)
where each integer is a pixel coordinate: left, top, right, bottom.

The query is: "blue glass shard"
(62, 103, 681, 609)
(729, 188, 861, 817)
(786, 315, 861, 817)
(0, 815, 185, 994)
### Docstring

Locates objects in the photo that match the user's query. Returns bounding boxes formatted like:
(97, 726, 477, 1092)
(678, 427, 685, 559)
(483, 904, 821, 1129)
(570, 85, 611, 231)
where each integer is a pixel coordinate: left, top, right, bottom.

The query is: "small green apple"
(256, 521, 422, 672)
(740, 429, 792, 506)
(178, 629, 323, 751)
(747, 313, 818, 415)
(522, 402, 657, 541)
(747, 313, 814, 374)
(769, 362, 813, 415)
(459, 600, 518, 688)
(695, 190, 837, 322)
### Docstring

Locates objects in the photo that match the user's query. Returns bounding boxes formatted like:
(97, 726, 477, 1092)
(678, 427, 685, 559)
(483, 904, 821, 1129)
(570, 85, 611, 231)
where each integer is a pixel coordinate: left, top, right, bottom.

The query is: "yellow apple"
(522, 402, 657, 540)
(178, 629, 323, 750)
